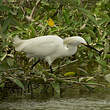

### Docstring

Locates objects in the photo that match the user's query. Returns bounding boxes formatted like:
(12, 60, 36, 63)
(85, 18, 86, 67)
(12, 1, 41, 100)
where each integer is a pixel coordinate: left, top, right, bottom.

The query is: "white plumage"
(13, 35, 87, 72)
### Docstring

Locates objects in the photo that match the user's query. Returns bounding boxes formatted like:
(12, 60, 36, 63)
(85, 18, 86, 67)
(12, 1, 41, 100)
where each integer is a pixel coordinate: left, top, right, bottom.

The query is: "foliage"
(0, 0, 110, 98)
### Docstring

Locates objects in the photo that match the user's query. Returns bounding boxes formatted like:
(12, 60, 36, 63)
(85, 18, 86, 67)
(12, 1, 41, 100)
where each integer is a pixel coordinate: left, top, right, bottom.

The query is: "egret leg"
(50, 65, 53, 73)
(31, 59, 40, 69)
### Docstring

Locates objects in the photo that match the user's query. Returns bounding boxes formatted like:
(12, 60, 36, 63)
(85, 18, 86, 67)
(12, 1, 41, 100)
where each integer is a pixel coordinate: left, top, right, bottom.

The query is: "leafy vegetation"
(0, 0, 110, 98)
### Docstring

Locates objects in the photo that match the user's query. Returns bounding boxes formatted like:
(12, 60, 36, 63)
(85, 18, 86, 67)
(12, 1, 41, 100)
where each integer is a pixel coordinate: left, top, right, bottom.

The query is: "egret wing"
(21, 37, 60, 57)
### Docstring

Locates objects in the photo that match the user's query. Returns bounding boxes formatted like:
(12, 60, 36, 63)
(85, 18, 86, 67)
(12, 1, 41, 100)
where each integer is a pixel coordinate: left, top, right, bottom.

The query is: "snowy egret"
(13, 35, 87, 73)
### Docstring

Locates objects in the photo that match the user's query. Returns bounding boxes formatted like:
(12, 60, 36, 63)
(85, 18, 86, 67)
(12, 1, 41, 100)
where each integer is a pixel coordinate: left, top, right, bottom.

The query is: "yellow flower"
(47, 18, 55, 27)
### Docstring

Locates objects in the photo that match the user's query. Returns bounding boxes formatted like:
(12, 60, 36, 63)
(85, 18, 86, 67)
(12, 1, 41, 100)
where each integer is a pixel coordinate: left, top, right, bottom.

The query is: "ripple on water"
(0, 97, 110, 110)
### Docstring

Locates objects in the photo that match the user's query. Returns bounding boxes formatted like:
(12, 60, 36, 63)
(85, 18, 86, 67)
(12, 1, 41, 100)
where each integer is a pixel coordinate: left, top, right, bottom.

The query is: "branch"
(26, 0, 42, 22)
(45, 59, 78, 72)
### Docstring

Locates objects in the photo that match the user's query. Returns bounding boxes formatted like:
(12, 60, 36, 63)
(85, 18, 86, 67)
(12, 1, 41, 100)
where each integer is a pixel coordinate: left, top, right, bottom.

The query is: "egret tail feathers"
(13, 36, 23, 51)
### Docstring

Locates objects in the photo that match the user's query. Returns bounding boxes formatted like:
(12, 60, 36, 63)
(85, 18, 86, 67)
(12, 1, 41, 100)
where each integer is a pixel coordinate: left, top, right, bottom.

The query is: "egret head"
(64, 36, 87, 46)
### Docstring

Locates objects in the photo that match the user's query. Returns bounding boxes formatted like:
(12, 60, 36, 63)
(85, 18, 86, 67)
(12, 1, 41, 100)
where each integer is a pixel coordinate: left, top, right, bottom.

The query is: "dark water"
(0, 97, 110, 110)
(0, 91, 110, 110)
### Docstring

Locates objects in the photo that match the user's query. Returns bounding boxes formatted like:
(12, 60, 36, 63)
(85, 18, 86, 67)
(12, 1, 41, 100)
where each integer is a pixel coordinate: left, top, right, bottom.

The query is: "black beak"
(84, 44, 103, 55)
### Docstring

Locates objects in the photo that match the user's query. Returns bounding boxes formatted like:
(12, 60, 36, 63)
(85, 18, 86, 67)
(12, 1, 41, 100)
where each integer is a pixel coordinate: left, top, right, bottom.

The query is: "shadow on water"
(0, 92, 110, 110)
(0, 86, 110, 110)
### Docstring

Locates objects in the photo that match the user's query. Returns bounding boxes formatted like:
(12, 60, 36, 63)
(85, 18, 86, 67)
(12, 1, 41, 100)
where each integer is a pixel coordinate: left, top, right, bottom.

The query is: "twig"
(45, 59, 78, 72)
(57, 78, 105, 87)
(58, 59, 78, 69)
(26, 0, 42, 22)
(30, 0, 41, 18)
(82, 82, 105, 87)
(20, 6, 26, 16)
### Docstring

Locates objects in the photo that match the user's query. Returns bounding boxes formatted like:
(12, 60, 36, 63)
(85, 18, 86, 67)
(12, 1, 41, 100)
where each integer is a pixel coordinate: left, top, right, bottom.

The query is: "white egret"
(13, 35, 87, 73)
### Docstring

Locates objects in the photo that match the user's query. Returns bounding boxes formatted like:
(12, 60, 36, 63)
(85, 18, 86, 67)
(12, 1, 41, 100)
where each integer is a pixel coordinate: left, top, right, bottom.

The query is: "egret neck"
(63, 44, 77, 57)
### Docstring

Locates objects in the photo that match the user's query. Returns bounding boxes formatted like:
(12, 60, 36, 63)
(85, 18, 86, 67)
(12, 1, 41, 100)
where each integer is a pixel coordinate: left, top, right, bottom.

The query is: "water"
(0, 94, 110, 110)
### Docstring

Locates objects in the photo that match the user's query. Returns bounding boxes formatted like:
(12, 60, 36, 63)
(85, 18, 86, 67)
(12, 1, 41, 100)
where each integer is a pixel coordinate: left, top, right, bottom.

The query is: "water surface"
(0, 94, 110, 110)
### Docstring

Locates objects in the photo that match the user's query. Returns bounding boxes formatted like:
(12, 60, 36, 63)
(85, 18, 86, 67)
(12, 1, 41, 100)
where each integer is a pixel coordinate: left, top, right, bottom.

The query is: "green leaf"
(79, 8, 98, 25)
(1, 16, 20, 33)
(29, 24, 36, 37)
(77, 0, 81, 5)
(0, 5, 10, 11)
(64, 72, 76, 76)
(7, 77, 24, 89)
(0, 53, 7, 62)
(2, 16, 12, 33)
(0, 0, 3, 5)
(105, 54, 110, 59)
(0, 83, 5, 88)
(79, 77, 85, 82)
(96, 57, 107, 67)
(63, 9, 70, 25)
(84, 35, 91, 44)
(81, 27, 96, 38)
(41, 1, 49, 6)
(7, 58, 14, 67)
(79, 77, 94, 82)
(10, 17, 21, 27)
(86, 77, 94, 82)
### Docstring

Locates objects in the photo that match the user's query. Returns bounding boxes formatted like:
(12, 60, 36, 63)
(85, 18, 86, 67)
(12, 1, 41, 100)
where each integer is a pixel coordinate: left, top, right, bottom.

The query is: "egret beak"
(83, 43, 102, 55)
(81, 42, 87, 46)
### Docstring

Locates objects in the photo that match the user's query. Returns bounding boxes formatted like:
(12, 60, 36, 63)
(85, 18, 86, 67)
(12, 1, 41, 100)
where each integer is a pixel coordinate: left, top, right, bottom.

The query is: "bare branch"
(26, 0, 42, 22)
